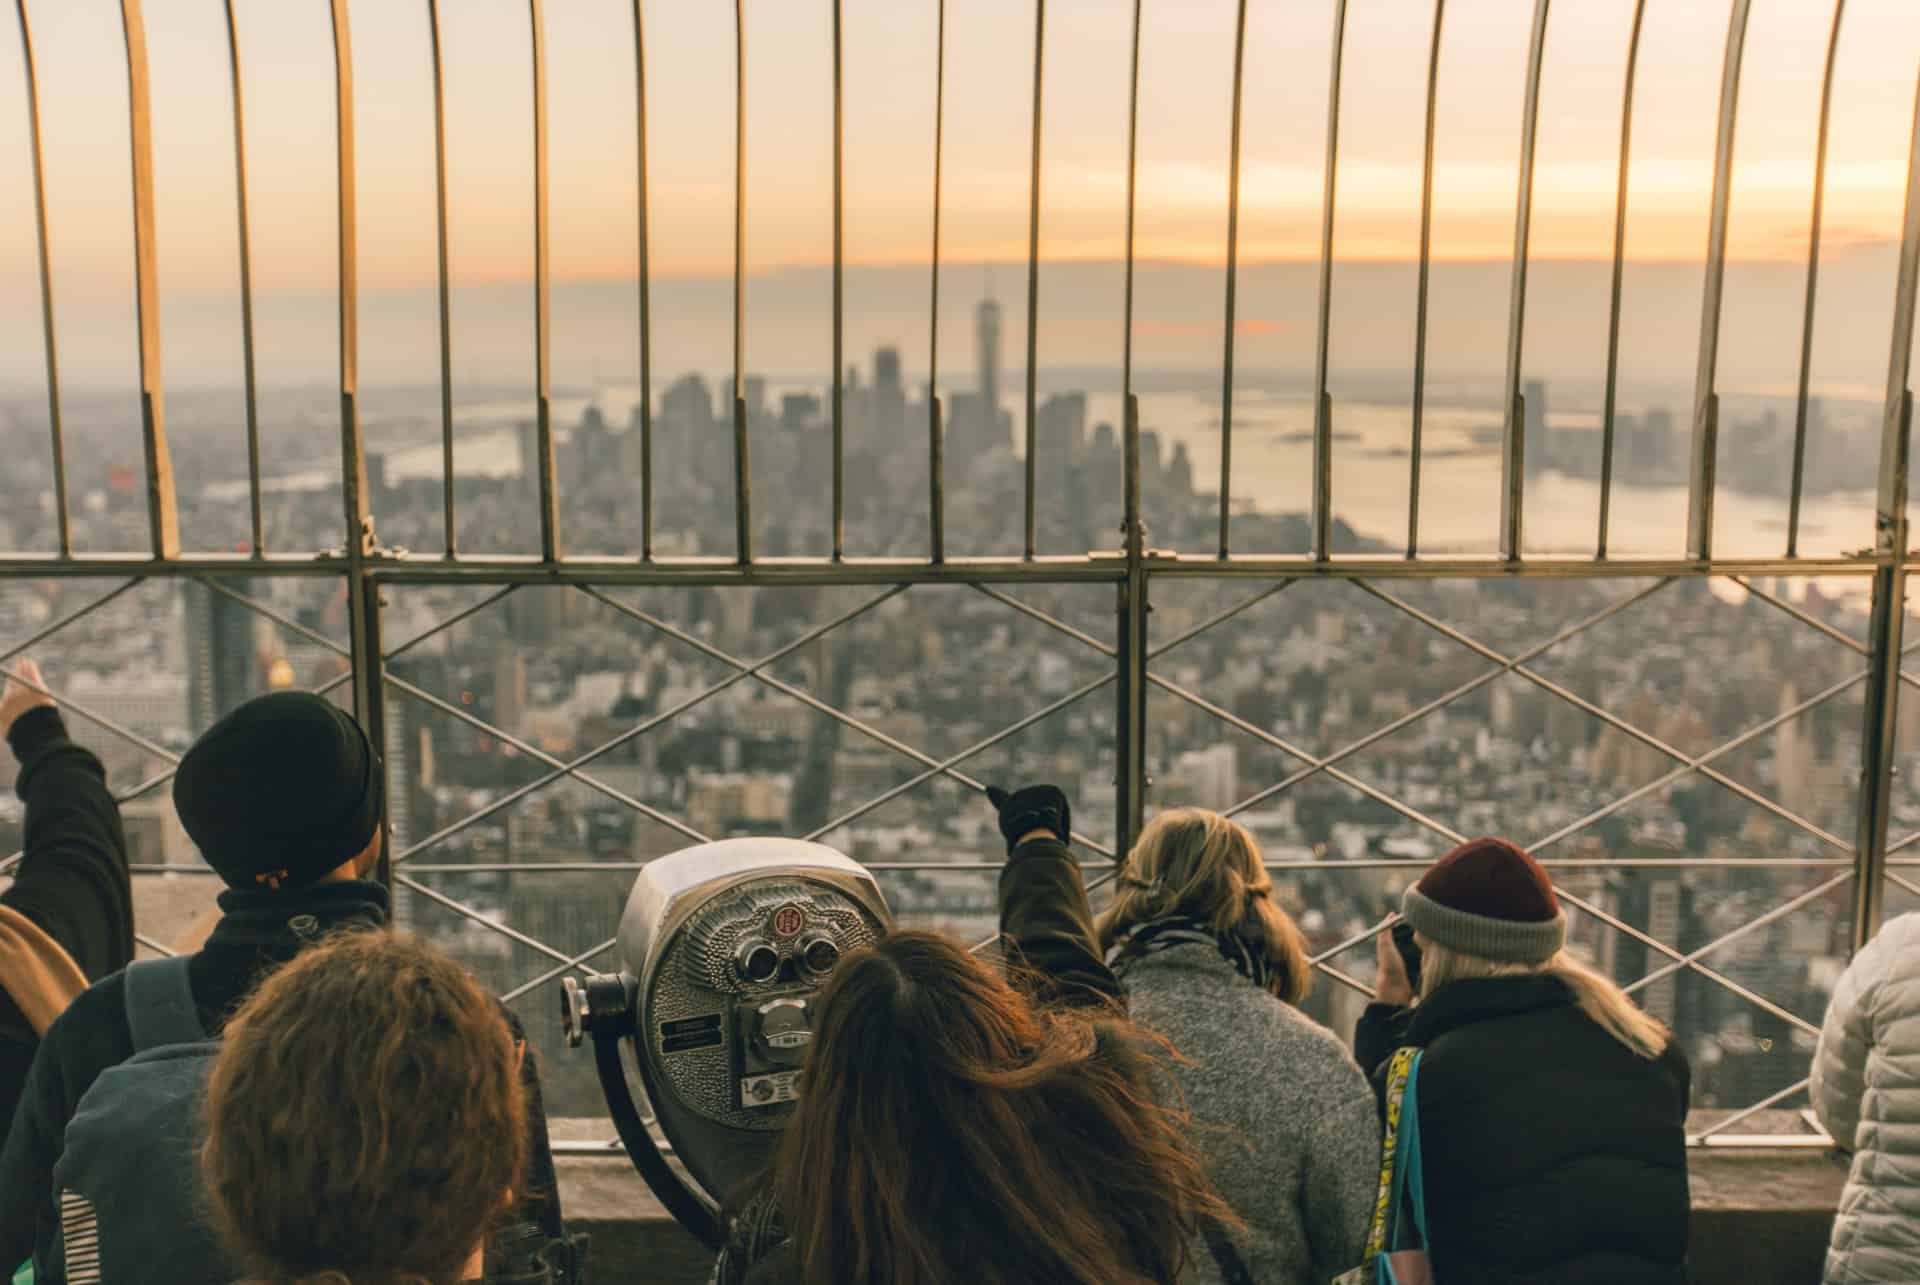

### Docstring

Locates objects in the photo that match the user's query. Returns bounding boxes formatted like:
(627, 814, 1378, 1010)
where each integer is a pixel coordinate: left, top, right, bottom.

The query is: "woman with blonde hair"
(1358, 836, 1690, 1284)
(1097, 807, 1378, 1285)
(199, 930, 530, 1285)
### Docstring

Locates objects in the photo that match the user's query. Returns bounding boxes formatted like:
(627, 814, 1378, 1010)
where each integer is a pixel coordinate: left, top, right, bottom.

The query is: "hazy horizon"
(5, 240, 1914, 404)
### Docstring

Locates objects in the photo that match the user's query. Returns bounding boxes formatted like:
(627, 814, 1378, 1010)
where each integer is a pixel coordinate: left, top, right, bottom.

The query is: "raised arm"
(988, 785, 1122, 1012)
(2, 660, 135, 983)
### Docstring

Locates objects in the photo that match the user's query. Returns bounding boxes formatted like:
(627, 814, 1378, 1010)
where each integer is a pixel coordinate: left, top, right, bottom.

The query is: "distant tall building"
(871, 346, 906, 453)
(947, 293, 1013, 463)
(875, 346, 902, 390)
(977, 297, 1001, 420)
(184, 579, 261, 732)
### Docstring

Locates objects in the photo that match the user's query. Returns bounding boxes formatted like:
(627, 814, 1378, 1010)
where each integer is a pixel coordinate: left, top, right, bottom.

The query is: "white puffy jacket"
(1813, 912, 1920, 1283)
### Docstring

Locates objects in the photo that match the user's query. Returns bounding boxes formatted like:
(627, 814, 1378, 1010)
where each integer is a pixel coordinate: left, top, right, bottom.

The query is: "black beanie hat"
(173, 692, 384, 892)
(1401, 836, 1565, 965)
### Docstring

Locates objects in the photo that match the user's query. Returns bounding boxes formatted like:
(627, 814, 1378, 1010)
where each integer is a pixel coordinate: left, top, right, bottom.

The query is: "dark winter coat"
(0, 879, 563, 1279)
(1355, 974, 1692, 1285)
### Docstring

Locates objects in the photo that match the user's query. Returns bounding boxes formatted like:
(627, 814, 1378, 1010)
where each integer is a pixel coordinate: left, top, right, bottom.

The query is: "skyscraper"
(947, 293, 1013, 463)
(184, 579, 261, 732)
(977, 296, 1001, 418)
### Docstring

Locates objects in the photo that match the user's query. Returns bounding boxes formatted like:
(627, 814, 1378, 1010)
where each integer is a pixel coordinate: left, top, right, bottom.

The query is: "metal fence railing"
(5, 0, 1918, 1147)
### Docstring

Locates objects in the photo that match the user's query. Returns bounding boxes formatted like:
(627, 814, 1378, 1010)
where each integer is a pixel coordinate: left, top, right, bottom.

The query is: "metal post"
(363, 573, 392, 888)
(1409, 0, 1446, 559)
(428, 0, 457, 556)
(1789, 0, 1849, 559)
(221, 0, 263, 556)
(1853, 75, 1920, 950)
(1599, 0, 1649, 559)
(120, 0, 179, 560)
(1499, 0, 1551, 562)
(1115, 0, 1146, 855)
(633, 0, 654, 561)
(1023, 0, 1045, 561)
(732, 0, 751, 566)
(330, 0, 376, 727)
(1686, 0, 1755, 561)
(930, 0, 947, 564)
(13, 1, 68, 558)
(1120, 0, 1141, 434)
(530, 0, 560, 563)
(831, 0, 845, 562)
(1219, 0, 1249, 560)
(1117, 394, 1148, 855)
(1310, 0, 1349, 561)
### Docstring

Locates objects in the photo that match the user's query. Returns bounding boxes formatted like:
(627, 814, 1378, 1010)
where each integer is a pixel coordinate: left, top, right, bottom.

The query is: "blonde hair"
(1419, 939, 1670, 1059)
(1097, 808, 1312, 1003)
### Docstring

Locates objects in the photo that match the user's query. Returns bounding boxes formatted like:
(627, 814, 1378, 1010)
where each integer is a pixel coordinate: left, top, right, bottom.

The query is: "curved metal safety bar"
(220, 0, 262, 558)
(1499, 0, 1551, 562)
(1024, 0, 1046, 560)
(1685, 0, 1755, 562)
(530, 0, 559, 562)
(428, 0, 457, 557)
(1408, 0, 1445, 560)
(831, 0, 845, 562)
(12, 1, 67, 558)
(119, 0, 178, 561)
(1598, 0, 1650, 559)
(731, 0, 751, 566)
(1310, 0, 1349, 562)
(930, 0, 949, 563)
(1787, 0, 1850, 558)
(633, 0, 654, 561)
(1219, 0, 1250, 559)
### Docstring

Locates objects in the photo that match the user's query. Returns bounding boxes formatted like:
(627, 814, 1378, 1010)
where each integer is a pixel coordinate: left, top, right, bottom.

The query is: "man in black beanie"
(0, 691, 564, 1277)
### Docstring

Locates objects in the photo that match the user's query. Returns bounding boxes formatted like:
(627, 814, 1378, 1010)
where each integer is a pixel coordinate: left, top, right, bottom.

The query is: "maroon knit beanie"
(1401, 837, 1565, 964)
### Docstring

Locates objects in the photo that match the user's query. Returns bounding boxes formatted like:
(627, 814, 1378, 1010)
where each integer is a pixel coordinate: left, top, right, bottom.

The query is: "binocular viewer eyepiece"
(560, 838, 892, 1247)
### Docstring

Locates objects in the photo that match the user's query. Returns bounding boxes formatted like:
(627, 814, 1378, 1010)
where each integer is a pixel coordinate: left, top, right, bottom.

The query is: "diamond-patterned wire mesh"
(0, 575, 355, 960)
(378, 579, 1121, 1116)
(1144, 573, 1869, 1136)
(0, 565, 1898, 1135)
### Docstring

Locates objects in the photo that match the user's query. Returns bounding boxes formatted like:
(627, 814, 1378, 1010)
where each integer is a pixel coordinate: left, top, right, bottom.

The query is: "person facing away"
(0, 691, 562, 1278)
(712, 784, 1236, 1285)
(1354, 837, 1691, 1285)
(0, 661, 133, 1137)
(1097, 808, 1377, 1285)
(201, 928, 527, 1285)
(1811, 911, 1920, 1283)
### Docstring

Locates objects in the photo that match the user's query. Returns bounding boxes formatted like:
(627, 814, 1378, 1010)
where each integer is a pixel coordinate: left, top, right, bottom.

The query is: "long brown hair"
(199, 929, 528, 1285)
(771, 930, 1233, 1285)
(1098, 807, 1313, 1003)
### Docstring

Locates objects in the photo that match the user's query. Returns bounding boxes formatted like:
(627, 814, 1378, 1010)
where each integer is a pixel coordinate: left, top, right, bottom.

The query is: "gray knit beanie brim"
(1401, 883, 1565, 965)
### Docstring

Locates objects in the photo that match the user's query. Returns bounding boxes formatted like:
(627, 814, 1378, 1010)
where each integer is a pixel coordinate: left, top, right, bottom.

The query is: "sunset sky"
(5, 0, 1920, 392)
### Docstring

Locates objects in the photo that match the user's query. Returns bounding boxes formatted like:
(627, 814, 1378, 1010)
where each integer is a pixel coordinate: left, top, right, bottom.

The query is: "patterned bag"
(1334, 1046, 1434, 1285)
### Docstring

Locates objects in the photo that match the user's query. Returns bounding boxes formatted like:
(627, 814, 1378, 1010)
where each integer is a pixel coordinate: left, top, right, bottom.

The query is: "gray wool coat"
(1116, 942, 1380, 1285)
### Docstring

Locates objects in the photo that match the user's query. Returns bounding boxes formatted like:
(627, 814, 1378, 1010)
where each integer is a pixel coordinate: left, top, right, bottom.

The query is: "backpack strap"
(122, 957, 206, 1052)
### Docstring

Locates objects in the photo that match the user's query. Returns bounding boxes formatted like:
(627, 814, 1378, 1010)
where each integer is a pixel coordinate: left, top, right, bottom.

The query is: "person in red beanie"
(1354, 837, 1691, 1285)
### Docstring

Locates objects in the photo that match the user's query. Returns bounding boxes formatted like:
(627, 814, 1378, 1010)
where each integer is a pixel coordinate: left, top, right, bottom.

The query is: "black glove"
(986, 784, 1072, 855)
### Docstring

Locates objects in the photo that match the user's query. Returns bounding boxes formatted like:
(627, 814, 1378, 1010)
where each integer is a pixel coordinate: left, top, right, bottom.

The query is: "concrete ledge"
(553, 1128, 1847, 1284)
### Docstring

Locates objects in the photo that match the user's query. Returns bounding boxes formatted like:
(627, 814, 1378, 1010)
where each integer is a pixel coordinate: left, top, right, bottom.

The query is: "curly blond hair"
(200, 929, 528, 1285)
